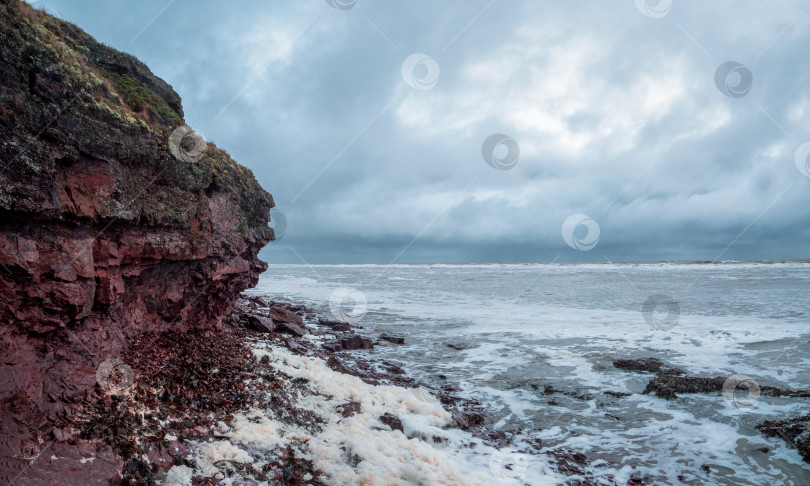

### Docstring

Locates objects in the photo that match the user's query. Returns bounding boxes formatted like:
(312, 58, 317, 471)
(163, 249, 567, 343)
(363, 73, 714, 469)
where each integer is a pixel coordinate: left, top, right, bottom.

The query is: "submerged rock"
(642, 373, 810, 401)
(642, 375, 726, 399)
(613, 358, 685, 375)
(383, 361, 406, 375)
(318, 317, 352, 332)
(615, 357, 810, 466)
(323, 341, 343, 352)
(757, 414, 810, 464)
(380, 334, 405, 344)
(451, 408, 485, 430)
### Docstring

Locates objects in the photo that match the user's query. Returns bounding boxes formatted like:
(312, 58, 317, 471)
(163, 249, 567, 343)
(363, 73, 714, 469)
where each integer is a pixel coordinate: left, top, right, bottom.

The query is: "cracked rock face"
(0, 1, 273, 482)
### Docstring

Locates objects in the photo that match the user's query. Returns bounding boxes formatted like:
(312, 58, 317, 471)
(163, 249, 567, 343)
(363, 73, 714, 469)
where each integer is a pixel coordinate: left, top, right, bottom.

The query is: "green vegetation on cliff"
(0, 0, 274, 242)
(97, 68, 182, 126)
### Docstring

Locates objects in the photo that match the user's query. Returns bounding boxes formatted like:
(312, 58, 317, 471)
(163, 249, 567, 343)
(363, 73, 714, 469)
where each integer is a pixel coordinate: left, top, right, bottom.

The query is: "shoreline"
(71, 295, 579, 485)
(32, 294, 810, 485)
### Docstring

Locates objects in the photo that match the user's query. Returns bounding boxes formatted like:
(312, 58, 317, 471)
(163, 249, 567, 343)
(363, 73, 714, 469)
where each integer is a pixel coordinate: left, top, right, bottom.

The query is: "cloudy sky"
(32, 0, 810, 263)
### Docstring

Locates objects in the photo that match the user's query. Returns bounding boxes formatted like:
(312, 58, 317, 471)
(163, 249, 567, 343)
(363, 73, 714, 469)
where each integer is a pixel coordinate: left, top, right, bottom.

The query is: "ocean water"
(248, 262, 810, 485)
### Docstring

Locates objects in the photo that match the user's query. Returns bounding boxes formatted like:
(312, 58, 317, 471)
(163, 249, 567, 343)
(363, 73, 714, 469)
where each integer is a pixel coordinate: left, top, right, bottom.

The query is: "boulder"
(452, 408, 485, 430)
(341, 335, 374, 350)
(245, 315, 276, 333)
(276, 321, 307, 337)
(381, 335, 405, 345)
(270, 305, 303, 325)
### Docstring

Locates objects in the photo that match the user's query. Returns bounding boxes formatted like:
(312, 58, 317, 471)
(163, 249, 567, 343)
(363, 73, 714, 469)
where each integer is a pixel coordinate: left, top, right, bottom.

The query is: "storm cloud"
(31, 0, 810, 263)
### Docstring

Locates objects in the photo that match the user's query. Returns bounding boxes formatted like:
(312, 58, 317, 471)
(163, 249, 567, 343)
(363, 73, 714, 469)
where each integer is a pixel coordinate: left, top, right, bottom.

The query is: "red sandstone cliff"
(0, 1, 274, 482)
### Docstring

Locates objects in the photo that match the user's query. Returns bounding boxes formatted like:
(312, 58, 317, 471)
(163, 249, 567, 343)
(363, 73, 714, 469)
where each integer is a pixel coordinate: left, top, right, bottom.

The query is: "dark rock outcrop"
(380, 334, 405, 345)
(451, 408, 485, 430)
(642, 373, 810, 401)
(614, 359, 810, 401)
(642, 375, 726, 400)
(336, 401, 361, 418)
(612, 358, 684, 376)
(341, 335, 374, 350)
(276, 320, 308, 337)
(379, 413, 403, 433)
(270, 304, 303, 324)
(757, 414, 810, 464)
(246, 315, 277, 333)
(0, 1, 273, 483)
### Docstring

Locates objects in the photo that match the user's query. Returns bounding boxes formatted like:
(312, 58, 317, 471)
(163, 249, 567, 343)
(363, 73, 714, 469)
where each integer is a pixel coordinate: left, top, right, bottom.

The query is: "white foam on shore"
(168, 344, 559, 485)
(164, 464, 193, 486)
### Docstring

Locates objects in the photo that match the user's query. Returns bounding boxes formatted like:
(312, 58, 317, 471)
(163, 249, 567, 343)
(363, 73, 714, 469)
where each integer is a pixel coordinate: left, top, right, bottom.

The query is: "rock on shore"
(0, 1, 273, 483)
(613, 357, 810, 466)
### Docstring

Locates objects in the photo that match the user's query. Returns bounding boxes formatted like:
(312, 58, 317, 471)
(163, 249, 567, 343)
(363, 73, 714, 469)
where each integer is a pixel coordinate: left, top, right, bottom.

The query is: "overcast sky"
(32, 0, 810, 263)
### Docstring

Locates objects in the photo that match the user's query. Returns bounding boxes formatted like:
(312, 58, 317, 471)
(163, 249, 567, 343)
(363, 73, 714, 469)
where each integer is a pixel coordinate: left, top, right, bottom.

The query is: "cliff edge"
(0, 0, 274, 482)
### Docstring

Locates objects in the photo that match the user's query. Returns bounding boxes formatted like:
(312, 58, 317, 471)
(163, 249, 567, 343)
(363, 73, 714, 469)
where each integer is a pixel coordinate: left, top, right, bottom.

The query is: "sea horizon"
(264, 258, 810, 266)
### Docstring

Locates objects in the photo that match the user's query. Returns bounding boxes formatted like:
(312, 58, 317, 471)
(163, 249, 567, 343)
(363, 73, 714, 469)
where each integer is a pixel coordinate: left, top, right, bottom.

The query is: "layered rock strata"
(0, 1, 274, 482)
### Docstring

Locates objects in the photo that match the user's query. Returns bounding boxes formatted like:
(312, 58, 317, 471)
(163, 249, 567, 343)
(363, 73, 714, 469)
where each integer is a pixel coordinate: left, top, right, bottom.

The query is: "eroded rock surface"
(0, 1, 273, 483)
(757, 415, 810, 463)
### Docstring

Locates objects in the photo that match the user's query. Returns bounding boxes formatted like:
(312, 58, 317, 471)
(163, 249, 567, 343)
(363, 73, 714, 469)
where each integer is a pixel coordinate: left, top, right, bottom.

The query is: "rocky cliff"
(0, 0, 274, 482)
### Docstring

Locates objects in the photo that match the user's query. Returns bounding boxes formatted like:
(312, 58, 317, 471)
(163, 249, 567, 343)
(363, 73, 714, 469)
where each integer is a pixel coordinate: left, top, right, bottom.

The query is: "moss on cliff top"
(2, 1, 273, 243)
(97, 68, 182, 127)
(12, 0, 183, 129)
